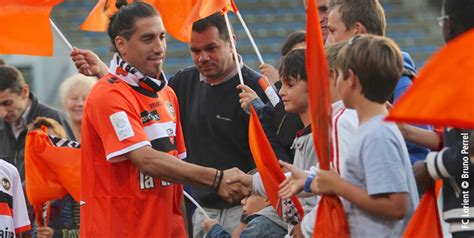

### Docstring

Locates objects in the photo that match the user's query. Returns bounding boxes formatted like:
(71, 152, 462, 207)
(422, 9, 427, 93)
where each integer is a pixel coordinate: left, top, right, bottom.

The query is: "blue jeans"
(193, 206, 243, 238)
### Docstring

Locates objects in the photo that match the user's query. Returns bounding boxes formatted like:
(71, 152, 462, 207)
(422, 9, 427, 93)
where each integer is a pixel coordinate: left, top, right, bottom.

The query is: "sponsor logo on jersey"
(167, 128, 175, 144)
(0, 227, 14, 237)
(165, 101, 176, 121)
(141, 110, 161, 124)
(149, 102, 160, 109)
(139, 172, 155, 190)
(140, 172, 172, 189)
(109, 111, 134, 141)
(1, 178, 10, 191)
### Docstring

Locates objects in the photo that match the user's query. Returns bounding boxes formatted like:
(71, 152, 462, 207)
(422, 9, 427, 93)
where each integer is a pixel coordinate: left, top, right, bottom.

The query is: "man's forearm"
(128, 146, 216, 187)
(402, 125, 440, 150)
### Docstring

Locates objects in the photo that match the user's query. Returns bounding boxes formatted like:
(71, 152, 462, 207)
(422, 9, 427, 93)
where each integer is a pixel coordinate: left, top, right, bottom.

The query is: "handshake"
(215, 168, 253, 204)
(215, 161, 340, 204)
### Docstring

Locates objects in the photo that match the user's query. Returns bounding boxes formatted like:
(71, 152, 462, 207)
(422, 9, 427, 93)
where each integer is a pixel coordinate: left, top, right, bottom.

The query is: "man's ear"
(115, 36, 127, 56)
(353, 22, 367, 35)
(227, 35, 237, 53)
(21, 85, 29, 99)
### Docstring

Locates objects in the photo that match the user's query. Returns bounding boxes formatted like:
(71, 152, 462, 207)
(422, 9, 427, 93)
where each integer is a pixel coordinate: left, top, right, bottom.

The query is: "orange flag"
(153, 0, 231, 42)
(81, 0, 231, 42)
(80, 0, 129, 31)
(0, 0, 62, 56)
(386, 29, 474, 129)
(305, 0, 350, 237)
(248, 106, 304, 221)
(402, 185, 443, 238)
(25, 130, 81, 206)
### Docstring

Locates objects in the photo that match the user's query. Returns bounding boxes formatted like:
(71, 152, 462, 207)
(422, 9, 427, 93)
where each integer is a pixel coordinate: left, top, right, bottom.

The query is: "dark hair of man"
(336, 35, 403, 103)
(0, 58, 5, 66)
(192, 12, 230, 41)
(107, 1, 158, 52)
(281, 31, 306, 56)
(329, 0, 386, 36)
(0, 65, 25, 94)
(279, 48, 307, 84)
(443, 0, 474, 40)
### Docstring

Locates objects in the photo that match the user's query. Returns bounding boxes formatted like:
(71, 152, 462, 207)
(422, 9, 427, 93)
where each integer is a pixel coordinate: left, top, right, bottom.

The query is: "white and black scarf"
(108, 53, 167, 93)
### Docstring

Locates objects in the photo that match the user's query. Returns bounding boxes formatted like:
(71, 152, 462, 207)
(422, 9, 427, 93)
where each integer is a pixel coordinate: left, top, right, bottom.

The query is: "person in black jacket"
(168, 13, 273, 237)
(0, 65, 73, 181)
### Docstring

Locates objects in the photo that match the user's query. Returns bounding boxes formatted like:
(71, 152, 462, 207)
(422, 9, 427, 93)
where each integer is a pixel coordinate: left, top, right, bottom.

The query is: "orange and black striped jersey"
(80, 73, 186, 238)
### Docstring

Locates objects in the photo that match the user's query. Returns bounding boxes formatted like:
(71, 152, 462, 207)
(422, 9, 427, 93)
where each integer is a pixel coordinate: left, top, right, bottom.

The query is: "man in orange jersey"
(74, 2, 249, 237)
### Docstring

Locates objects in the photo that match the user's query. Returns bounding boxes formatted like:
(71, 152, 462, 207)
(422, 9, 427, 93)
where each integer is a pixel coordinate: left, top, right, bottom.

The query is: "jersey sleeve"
(88, 88, 150, 162)
(12, 167, 31, 233)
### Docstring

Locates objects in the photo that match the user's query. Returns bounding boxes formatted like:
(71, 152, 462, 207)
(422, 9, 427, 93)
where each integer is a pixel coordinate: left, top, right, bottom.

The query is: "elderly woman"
(59, 74, 96, 142)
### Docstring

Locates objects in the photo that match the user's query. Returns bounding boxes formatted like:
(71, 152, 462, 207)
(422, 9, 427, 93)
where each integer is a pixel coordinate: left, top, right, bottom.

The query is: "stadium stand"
(50, 0, 444, 76)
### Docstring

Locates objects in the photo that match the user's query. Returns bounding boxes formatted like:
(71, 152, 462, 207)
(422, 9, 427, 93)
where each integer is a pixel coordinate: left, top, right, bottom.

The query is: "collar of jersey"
(108, 53, 166, 88)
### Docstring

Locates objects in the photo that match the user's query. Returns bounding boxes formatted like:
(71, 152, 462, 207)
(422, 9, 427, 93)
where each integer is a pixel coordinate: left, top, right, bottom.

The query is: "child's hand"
(237, 84, 259, 110)
(278, 161, 309, 199)
(259, 63, 279, 84)
(290, 223, 304, 238)
(37, 226, 54, 238)
(312, 168, 340, 195)
(203, 218, 218, 232)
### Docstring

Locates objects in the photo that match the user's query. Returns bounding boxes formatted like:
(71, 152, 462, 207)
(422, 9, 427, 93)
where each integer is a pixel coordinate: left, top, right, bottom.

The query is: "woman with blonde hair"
(59, 74, 96, 142)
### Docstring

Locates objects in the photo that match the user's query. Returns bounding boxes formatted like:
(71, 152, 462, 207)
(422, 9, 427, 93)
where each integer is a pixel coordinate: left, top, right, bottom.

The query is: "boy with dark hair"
(234, 49, 318, 237)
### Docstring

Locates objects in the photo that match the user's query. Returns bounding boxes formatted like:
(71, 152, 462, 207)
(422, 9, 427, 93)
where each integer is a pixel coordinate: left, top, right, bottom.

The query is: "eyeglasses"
(436, 15, 449, 27)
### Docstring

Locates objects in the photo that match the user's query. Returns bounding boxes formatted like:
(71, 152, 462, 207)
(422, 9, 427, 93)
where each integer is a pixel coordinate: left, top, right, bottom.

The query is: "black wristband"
(212, 169, 218, 188)
(215, 170, 224, 191)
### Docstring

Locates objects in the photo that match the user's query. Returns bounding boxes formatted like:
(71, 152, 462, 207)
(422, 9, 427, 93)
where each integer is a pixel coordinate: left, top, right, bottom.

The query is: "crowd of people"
(0, 0, 473, 237)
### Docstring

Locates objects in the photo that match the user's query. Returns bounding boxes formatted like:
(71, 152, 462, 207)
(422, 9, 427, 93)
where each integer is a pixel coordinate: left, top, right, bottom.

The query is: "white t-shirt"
(301, 101, 358, 237)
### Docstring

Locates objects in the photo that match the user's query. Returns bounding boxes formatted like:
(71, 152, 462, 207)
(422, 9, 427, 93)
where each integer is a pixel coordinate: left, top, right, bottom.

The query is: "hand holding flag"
(305, 0, 350, 236)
